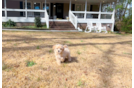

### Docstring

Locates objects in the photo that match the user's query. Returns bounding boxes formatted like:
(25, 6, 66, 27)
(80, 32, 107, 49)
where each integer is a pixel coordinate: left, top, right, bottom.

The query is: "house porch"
(2, 0, 117, 31)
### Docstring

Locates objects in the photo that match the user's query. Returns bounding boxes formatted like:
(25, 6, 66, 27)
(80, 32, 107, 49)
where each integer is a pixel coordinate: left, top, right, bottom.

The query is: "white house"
(2, 0, 117, 31)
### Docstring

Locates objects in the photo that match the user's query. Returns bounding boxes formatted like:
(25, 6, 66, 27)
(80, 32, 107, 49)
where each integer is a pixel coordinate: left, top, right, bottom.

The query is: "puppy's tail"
(63, 45, 68, 48)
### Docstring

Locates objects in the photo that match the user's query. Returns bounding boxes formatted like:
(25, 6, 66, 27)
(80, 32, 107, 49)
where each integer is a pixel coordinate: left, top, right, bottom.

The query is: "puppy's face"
(53, 44, 64, 54)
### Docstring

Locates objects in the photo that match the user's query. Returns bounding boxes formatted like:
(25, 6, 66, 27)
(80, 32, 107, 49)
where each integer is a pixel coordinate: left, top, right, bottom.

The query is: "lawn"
(2, 31, 132, 88)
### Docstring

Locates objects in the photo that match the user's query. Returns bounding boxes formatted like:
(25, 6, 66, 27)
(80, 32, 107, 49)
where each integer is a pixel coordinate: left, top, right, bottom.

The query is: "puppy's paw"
(68, 58, 72, 62)
(57, 60, 61, 66)
(61, 57, 65, 62)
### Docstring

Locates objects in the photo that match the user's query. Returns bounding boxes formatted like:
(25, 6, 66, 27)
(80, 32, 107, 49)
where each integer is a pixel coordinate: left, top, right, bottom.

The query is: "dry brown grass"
(2, 31, 132, 88)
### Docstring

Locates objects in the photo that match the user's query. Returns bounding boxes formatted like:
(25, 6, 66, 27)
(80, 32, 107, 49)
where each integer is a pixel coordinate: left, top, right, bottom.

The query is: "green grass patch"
(64, 41, 72, 44)
(2, 63, 11, 71)
(62, 63, 67, 67)
(26, 61, 36, 67)
(37, 77, 42, 82)
(81, 40, 84, 42)
(49, 49, 53, 53)
(77, 80, 84, 86)
(37, 46, 40, 49)
(123, 52, 131, 55)
(77, 51, 81, 55)
(3, 24, 49, 29)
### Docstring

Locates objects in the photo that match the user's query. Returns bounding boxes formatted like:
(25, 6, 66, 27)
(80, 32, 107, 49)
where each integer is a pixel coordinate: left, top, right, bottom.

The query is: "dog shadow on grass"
(64, 57, 78, 63)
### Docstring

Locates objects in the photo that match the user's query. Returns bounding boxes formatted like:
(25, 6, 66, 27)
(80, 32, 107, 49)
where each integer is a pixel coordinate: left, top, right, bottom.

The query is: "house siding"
(2, 0, 99, 18)
(2, 0, 21, 17)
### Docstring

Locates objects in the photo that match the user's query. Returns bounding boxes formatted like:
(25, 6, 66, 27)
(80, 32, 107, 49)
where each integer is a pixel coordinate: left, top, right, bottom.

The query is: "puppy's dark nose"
(58, 50, 60, 52)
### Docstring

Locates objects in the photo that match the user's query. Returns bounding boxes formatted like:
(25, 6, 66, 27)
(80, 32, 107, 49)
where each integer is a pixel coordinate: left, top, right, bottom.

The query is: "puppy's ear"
(63, 45, 68, 48)
(62, 46, 64, 51)
(52, 45, 56, 49)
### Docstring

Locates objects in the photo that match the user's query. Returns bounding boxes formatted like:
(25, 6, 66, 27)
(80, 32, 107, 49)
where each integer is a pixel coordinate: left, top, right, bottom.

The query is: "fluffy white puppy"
(53, 44, 71, 65)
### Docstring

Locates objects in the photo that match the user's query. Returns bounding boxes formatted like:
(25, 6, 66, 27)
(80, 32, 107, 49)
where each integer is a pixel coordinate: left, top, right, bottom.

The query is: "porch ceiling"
(13, 0, 117, 4)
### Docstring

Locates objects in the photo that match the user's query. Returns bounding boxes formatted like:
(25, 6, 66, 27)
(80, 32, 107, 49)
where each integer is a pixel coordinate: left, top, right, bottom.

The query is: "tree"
(102, 0, 132, 21)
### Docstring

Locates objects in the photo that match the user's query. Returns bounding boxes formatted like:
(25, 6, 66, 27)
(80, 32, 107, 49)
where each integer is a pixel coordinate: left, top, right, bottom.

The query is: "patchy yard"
(2, 31, 132, 88)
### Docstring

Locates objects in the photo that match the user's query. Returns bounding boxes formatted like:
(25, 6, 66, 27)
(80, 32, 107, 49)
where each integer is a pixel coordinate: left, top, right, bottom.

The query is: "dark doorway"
(56, 3, 63, 19)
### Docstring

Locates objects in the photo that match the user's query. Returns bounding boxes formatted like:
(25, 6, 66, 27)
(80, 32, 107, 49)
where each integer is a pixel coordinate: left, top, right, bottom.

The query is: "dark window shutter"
(90, 5, 93, 11)
(72, 4, 75, 11)
(51, 3, 53, 17)
(20, 1, 23, 16)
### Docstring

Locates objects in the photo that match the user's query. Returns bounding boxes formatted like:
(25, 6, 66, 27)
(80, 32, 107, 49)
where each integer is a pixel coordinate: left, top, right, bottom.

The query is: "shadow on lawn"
(64, 57, 78, 63)
(89, 44, 116, 87)
(2, 34, 123, 42)
(2, 40, 132, 53)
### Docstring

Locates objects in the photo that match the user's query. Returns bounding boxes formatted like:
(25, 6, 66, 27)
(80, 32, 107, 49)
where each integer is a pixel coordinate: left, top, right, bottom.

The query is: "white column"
(44, 0, 46, 18)
(69, 0, 72, 21)
(25, 0, 27, 18)
(111, 2, 115, 32)
(84, 0, 87, 20)
(98, 3, 101, 20)
(45, 0, 46, 10)
(69, 0, 71, 11)
(4, 0, 7, 18)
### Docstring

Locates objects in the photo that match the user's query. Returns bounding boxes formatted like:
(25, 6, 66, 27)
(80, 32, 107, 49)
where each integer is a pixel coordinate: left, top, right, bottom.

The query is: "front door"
(56, 3, 63, 19)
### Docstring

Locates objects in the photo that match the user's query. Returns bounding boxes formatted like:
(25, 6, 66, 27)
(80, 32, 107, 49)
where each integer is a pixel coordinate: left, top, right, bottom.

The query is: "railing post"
(75, 16, 78, 29)
(4, 0, 7, 18)
(25, 0, 27, 18)
(111, 2, 115, 32)
(98, 3, 101, 20)
(84, 0, 87, 20)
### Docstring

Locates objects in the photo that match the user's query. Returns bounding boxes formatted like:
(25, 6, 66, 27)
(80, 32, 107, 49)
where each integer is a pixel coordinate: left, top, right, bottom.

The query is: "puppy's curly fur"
(53, 44, 71, 65)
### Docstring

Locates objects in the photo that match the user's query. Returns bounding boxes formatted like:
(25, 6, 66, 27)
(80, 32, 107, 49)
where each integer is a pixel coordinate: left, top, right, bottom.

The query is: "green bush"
(2, 19, 16, 27)
(34, 17, 42, 27)
(120, 15, 132, 33)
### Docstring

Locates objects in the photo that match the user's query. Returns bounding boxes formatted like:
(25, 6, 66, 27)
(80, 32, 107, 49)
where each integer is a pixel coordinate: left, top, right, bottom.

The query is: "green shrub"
(34, 17, 42, 27)
(120, 15, 132, 33)
(2, 19, 16, 27)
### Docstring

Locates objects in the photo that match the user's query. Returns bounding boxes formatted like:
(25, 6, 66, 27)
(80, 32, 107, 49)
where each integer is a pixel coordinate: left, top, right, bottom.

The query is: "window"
(24, 2, 31, 9)
(34, 3, 40, 9)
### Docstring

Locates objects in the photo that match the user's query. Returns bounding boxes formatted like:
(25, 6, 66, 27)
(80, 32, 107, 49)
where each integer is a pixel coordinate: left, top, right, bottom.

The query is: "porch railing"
(69, 11, 78, 29)
(72, 11, 114, 20)
(2, 8, 49, 28)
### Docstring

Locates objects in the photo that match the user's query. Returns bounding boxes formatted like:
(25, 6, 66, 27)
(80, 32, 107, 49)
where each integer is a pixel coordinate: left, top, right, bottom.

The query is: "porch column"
(4, 0, 7, 18)
(45, 0, 46, 18)
(25, 0, 27, 18)
(45, 0, 46, 10)
(98, 3, 101, 20)
(84, 0, 87, 20)
(69, 0, 71, 11)
(111, 2, 115, 32)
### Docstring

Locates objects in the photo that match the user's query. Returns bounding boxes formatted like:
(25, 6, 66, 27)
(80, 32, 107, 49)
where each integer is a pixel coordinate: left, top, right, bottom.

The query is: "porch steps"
(49, 21, 76, 30)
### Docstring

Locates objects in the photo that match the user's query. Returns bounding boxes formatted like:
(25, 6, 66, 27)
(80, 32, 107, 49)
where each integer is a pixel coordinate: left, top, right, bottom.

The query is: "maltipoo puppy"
(53, 44, 71, 65)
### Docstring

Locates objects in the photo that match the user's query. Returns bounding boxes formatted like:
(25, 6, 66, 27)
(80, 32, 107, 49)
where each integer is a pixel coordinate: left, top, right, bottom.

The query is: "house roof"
(13, 0, 117, 4)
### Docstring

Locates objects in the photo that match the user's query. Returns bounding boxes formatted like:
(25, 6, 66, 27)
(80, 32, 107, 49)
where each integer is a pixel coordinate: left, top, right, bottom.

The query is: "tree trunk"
(123, 2, 129, 17)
